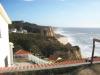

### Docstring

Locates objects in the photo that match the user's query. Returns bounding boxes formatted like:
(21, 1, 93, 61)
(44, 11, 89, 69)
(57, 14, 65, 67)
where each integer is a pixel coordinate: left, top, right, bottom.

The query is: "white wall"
(0, 4, 12, 67)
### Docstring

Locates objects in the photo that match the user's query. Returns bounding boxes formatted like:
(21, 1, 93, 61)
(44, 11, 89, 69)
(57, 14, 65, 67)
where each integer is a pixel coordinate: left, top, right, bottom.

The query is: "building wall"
(0, 4, 12, 67)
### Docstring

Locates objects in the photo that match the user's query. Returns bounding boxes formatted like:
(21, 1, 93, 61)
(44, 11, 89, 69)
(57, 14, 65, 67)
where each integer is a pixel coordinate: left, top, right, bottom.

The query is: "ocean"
(55, 27, 100, 58)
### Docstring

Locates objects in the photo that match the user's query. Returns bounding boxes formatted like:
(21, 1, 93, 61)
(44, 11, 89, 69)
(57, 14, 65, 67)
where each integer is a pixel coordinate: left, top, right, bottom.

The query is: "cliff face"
(41, 27, 82, 60)
(40, 26, 55, 38)
(49, 43, 82, 60)
(66, 43, 82, 60)
(73, 46, 82, 59)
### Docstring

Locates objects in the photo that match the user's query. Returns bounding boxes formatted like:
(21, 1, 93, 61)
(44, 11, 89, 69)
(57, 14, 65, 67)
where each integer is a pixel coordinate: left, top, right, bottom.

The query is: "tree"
(31, 45, 42, 56)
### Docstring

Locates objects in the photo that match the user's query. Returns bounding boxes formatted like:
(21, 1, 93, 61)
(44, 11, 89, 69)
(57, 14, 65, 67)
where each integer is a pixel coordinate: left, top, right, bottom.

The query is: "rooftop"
(15, 49, 31, 55)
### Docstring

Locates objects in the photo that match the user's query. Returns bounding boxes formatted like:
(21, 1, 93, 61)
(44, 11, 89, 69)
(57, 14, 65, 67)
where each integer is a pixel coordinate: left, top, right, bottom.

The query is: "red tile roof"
(0, 59, 86, 73)
(0, 58, 100, 73)
(15, 49, 31, 55)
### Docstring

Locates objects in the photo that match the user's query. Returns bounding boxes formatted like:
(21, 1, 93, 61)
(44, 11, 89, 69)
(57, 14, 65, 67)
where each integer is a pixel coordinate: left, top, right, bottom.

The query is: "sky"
(1, 0, 100, 27)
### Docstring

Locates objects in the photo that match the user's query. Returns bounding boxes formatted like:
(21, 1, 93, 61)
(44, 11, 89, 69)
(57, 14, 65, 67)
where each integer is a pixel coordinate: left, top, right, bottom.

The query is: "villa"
(0, 4, 13, 67)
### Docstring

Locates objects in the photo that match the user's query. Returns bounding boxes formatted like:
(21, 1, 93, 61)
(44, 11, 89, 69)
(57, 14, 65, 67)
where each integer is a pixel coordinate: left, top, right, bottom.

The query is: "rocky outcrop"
(41, 26, 55, 38)
(66, 43, 82, 60)
(49, 43, 82, 61)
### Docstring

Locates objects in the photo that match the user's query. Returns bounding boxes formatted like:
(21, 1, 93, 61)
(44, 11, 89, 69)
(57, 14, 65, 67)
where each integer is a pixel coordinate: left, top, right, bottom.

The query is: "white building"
(0, 4, 12, 67)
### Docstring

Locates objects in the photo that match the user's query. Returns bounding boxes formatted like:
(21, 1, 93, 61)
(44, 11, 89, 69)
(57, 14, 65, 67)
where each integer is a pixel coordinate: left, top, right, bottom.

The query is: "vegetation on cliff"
(9, 21, 82, 60)
(9, 33, 68, 58)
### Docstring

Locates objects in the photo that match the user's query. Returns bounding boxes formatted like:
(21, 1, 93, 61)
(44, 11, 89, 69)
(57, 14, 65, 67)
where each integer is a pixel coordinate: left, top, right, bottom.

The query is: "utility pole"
(91, 39, 95, 64)
(91, 38, 100, 64)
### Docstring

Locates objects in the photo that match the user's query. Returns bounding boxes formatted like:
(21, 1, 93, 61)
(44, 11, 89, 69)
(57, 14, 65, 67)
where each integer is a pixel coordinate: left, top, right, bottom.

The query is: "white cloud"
(23, 0, 35, 2)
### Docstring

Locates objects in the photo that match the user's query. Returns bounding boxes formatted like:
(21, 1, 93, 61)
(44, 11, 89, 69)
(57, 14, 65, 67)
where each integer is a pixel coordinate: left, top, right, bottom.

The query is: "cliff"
(9, 21, 82, 60)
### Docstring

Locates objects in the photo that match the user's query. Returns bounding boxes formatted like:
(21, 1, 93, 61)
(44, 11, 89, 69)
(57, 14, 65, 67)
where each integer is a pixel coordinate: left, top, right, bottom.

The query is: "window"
(5, 56, 8, 67)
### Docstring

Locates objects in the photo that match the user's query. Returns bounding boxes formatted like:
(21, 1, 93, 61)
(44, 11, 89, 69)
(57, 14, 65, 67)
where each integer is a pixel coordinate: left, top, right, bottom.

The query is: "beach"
(57, 36, 68, 45)
(55, 33, 69, 45)
(54, 28, 69, 45)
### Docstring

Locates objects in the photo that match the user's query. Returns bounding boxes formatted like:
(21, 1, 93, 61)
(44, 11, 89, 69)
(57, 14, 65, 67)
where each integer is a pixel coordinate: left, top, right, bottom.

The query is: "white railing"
(28, 54, 49, 64)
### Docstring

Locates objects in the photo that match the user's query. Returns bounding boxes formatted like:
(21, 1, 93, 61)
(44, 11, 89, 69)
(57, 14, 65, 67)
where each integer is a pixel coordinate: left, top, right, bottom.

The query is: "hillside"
(9, 21, 41, 33)
(9, 21, 82, 60)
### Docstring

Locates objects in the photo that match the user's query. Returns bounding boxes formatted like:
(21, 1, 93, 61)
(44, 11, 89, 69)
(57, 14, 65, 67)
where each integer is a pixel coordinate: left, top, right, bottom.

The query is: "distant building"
(14, 49, 31, 62)
(14, 49, 31, 58)
(9, 28, 27, 33)
(10, 28, 17, 33)
(0, 4, 13, 67)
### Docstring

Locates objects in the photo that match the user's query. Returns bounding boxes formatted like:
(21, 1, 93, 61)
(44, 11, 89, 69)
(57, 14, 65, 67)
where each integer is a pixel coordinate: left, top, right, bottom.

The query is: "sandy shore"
(54, 28, 69, 45)
(57, 36, 68, 45)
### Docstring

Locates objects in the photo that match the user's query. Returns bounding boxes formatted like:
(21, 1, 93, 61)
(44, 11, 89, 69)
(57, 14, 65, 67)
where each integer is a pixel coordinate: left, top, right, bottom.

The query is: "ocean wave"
(79, 44, 92, 57)
(55, 27, 100, 57)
